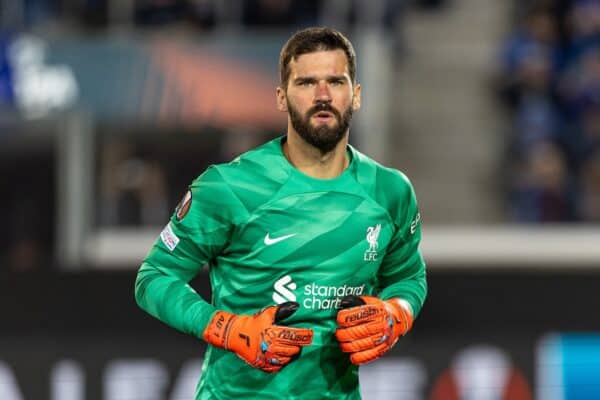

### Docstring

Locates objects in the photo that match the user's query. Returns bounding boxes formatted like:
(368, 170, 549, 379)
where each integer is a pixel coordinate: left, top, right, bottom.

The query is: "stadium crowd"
(0, 0, 430, 30)
(496, 0, 600, 222)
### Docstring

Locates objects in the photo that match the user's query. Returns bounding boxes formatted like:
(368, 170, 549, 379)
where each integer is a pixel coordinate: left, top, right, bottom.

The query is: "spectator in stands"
(558, 47, 600, 116)
(186, 0, 216, 30)
(511, 139, 575, 222)
(577, 148, 600, 220)
(565, 0, 600, 46)
(497, 1, 600, 223)
(555, 45, 600, 170)
(511, 44, 563, 152)
(559, 93, 600, 170)
(98, 140, 170, 227)
(495, 5, 560, 109)
(242, 0, 319, 28)
(135, 0, 185, 26)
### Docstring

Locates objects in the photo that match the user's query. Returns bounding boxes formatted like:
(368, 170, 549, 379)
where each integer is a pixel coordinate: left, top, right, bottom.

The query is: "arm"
(134, 166, 236, 338)
(335, 172, 427, 365)
(135, 166, 313, 372)
(376, 174, 427, 317)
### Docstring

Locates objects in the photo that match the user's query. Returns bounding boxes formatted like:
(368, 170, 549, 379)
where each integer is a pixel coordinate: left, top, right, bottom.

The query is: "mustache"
(307, 102, 341, 118)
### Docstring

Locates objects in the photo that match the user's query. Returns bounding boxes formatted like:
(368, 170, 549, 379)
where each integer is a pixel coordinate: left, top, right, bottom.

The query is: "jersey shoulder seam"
(351, 151, 405, 227)
(208, 164, 253, 225)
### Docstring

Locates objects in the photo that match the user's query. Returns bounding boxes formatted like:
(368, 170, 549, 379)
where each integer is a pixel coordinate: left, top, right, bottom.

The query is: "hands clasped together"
(203, 295, 413, 372)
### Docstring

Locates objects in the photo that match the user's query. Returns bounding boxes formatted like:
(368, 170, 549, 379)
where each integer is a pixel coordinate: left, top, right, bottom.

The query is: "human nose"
(314, 81, 331, 102)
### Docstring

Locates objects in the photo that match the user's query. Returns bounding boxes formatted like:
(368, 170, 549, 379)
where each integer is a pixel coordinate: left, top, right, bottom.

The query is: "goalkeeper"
(135, 27, 427, 399)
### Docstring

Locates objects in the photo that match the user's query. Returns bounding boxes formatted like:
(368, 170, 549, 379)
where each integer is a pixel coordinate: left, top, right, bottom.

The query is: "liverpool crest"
(364, 224, 381, 261)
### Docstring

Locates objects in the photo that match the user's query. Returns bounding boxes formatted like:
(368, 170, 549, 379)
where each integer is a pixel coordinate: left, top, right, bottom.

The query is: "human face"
(277, 50, 361, 153)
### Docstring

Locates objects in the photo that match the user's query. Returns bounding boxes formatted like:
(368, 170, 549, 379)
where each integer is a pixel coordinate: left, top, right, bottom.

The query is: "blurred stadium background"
(1, 0, 600, 398)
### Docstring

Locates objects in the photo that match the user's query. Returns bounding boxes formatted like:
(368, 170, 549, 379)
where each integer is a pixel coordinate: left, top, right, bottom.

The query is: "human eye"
(296, 79, 314, 87)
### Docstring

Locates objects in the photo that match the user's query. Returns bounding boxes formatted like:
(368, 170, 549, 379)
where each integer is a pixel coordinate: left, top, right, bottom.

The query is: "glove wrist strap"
(202, 310, 237, 349)
(384, 298, 414, 334)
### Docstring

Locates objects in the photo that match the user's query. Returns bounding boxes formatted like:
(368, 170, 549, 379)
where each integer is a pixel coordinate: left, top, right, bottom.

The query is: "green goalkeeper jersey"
(135, 136, 427, 400)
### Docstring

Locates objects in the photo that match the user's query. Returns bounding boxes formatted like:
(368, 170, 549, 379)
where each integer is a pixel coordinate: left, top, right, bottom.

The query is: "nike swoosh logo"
(264, 233, 297, 246)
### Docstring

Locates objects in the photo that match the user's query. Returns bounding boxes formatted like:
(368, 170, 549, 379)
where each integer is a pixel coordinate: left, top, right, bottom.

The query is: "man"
(135, 27, 427, 399)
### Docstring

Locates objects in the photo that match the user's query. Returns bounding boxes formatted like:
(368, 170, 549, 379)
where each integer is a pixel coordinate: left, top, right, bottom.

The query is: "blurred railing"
(82, 225, 600, 269)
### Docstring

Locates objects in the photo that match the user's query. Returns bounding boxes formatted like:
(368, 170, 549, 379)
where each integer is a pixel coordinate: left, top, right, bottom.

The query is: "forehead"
(289, 49, 350, 78)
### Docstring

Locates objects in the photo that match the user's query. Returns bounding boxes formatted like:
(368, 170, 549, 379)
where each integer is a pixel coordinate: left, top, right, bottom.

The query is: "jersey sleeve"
(376, 173, 427, 318)
(134, 166, 245, 339)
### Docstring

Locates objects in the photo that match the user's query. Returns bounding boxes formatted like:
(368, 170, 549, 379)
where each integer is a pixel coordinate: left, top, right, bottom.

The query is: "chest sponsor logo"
(264, 233, 296, 246)
(272, 275, 365, 310)
(273, 275, 297, 303)
(364, 224, 382, 261)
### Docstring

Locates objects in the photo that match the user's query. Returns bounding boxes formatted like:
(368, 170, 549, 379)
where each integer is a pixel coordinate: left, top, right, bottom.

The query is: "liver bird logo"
(366, 224, 381, 253)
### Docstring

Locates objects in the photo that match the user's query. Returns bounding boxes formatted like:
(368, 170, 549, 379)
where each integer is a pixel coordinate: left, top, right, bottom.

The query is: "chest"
(224, 191, 394, 283)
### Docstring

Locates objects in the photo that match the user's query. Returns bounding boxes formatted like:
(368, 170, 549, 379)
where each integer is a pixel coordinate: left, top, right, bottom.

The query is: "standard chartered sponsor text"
(303, 283, 365, 310)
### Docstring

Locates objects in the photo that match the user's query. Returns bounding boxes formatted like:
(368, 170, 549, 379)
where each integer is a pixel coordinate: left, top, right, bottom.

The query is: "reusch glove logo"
(277, 329, 312, 342)
(273, 275, 297, 304)
(344, 306, 380, 324)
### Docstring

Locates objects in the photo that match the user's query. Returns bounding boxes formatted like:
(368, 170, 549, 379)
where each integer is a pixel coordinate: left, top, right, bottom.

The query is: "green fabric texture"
(135, 137, 427, 399)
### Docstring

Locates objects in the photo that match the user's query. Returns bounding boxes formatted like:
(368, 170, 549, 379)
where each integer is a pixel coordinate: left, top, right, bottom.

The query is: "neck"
(283, 130, 350, 179)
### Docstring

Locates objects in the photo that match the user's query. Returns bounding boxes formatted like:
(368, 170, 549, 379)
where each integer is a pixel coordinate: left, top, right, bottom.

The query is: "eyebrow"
(293, 75, 348, 84)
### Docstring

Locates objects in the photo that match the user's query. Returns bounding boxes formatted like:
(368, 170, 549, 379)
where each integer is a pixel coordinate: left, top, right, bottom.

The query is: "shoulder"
(190, 137, 289, 213)
(352, 147, 416, 200)
(351, 147, 419, 227)
(377, 164, 414, 194)
(192, 137, 288, 185)
(189, 165, 226, 193)
(211, 137, 289, 185)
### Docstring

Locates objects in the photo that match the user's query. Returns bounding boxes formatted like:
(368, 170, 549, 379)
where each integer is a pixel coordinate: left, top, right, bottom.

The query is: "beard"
(287, 99, 354, 154)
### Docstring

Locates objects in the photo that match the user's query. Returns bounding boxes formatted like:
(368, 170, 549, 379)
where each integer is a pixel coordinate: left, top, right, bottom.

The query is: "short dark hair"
(279, 27, 357, 89)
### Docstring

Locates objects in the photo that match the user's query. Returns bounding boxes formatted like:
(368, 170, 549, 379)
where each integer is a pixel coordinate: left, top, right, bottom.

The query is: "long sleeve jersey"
(135, 136, 427, 399)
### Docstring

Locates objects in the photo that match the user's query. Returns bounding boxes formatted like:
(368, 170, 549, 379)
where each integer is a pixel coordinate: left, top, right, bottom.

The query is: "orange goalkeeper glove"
(203, 302, 313, 373)
(335, 295, 413, 365)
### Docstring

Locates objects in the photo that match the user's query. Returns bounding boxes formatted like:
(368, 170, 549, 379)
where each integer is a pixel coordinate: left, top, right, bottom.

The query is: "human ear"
(276, 86, 288, 112)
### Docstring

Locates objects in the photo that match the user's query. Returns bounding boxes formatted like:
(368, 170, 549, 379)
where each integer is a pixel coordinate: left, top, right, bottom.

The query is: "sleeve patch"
(410, 212, 421, 235)
(175, 190, 192, 221)
(160, 223, 180, 251)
